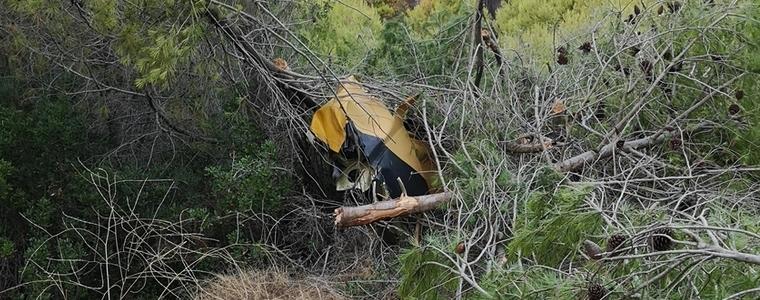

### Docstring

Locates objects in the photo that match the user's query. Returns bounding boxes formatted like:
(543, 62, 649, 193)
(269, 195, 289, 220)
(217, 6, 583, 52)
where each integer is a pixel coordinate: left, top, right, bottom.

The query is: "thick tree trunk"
(334, 192, 451, 228)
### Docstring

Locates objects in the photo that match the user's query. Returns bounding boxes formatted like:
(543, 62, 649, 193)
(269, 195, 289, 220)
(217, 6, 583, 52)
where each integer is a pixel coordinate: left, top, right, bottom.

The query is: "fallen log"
(334, 192, 451, 228)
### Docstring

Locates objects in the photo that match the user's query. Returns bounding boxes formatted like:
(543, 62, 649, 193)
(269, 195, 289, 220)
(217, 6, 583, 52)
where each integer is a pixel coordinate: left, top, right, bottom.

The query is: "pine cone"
(587, 282, 608, 300)
(455, 242, 466, 254)
(735, 90, 744, 100)
(728, 104, 741, 116)
(649, 227, 674, 251)
(557, 46, 569, 65)
(578, 42, 592, 53)
(583, 240, 603, 260)
(606, 234, 627, 257)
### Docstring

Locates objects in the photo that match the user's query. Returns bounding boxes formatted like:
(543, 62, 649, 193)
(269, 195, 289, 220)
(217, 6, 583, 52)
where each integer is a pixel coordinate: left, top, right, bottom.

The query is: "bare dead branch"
(471, 0, 485, 91)
(554, 122, 712, 172)
(334, 192, 451, 228)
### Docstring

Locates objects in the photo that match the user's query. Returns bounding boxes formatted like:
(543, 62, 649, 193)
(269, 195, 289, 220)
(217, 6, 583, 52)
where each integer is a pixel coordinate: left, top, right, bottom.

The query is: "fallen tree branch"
(481, 29, 504, 74)
(504, 141, 567, 153)
(334, 192, 451, 228)
(471, 0, 485, 90)
(603, 245, 760, 266)
(554, 123, 712, 172)
(502, 134, 565, 153)
(205, 5, 319, 109)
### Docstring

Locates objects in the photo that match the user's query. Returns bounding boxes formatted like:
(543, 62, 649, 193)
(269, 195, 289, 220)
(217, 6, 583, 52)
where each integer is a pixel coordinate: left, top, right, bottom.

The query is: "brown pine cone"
(649, 227, 674, 251)
(606, 234, 628, 257)
(587, 282, 609, 300)
(583, 240, 603, 260)
(455, 242, 465, 254)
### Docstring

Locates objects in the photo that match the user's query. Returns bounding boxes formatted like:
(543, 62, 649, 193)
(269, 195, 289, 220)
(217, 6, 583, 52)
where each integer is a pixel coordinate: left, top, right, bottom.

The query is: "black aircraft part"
(341, 122, 429, 198)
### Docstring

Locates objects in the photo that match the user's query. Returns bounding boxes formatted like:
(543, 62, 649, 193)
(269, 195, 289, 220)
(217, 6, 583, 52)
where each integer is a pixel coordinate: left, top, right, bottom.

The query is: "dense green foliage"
(206, 141, 289, 214)
(493, 0, 657, 60)
(397, 238, 458, 299)
(300, 0, 383, 69)
(0, 63, 288, 298)
(508, 182, 600, 266)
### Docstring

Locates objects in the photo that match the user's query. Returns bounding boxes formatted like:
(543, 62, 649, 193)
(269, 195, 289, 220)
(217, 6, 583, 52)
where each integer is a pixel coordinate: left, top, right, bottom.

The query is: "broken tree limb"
(503, 140, 567, 153)
(554, 131, 674, 172)
(504, 142, 550, 153)
(471, 0, 485, 90)
(481, 29, 504, 75)
(334, 192, 451, 228)
(205, 4, 319, 109)
(554, 122, 712, 172)
(502, 134, 566, 153)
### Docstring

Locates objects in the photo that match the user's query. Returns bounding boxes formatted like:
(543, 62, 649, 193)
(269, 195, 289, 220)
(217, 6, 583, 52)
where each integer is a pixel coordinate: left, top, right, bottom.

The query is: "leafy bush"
(367, 0, 471, 78)
(206, 141, 290, 214)
(493, 0, 656, 60)
(731, 2, 760, 165)
(404, 0, 472, 38)
(299, 0, 383, 69)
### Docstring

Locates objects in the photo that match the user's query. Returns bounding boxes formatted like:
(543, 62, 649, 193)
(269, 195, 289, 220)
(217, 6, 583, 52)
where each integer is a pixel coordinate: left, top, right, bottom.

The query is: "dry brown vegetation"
(194, 270, 346, 300)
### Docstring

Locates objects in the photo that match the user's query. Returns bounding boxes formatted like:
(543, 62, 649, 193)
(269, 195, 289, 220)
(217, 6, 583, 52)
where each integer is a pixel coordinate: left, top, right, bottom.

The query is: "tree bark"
(334, 192, 451, 228)
(553, 122, 711, 172)
(471, 0, 485, 90)
(554, 130, 674, 172)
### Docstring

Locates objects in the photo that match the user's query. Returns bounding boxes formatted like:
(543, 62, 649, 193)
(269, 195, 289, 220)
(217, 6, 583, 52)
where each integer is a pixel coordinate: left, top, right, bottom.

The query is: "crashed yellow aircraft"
(310, 76, 438, 198)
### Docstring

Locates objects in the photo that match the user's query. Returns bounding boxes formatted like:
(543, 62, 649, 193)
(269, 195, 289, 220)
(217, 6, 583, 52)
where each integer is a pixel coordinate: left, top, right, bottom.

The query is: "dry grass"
(194, 270, 346, 300)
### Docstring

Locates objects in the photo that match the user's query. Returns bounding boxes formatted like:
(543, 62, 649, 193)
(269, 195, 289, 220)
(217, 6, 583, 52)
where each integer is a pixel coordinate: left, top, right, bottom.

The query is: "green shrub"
(0, 237, 14, 258)
(731, 2, 760, 165)
(477, 264, 580, 299)
(367, 0, 471, 78)
(508, 184, 600, 266)
(493, 0, 657, 61)
(206, 141, 290, 214)
(299, 0, 382, 69)
(398, 238, 458, 299)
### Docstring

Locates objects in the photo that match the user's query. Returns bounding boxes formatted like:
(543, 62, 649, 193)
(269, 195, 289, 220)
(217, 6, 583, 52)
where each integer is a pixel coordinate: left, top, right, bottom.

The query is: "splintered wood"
(334, 192, 451, 228)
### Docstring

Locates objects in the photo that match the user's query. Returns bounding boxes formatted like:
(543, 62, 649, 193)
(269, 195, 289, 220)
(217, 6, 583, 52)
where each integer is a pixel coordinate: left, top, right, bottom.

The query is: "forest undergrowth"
(1, 0, 759, 299)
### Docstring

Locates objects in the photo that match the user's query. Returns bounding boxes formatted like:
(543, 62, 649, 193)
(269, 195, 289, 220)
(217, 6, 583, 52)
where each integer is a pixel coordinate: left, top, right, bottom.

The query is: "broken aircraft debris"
(309, 76, 439, 199)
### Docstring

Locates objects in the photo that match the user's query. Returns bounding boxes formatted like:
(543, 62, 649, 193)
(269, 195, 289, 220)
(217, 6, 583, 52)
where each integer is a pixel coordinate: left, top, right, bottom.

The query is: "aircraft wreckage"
(309, 76, 440, 200)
